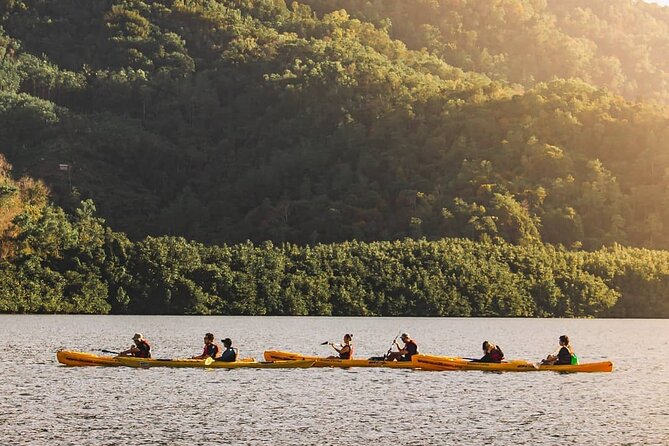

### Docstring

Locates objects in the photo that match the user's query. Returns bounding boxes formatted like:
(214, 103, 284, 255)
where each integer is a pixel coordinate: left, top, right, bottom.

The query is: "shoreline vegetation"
(1, 181, 668, 317)
(2, 1, 669, 317)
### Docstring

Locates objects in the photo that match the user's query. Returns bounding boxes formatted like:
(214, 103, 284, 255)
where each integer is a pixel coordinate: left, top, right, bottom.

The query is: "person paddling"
(328, 334, 354, 359)
(216, 338, 238, 362)
(119, 333, 151, 358)
(541, 335, 576, 365)
(192, 333, 220, 359)
(475, 341, 504, 363)
(386, 333, 418, 362)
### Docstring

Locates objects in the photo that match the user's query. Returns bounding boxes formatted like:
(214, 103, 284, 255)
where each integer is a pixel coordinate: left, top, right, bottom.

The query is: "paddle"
(320, 341, 330, 345)
(98, 349, 120, 355)
(368, 331, 403, 361)
(386, 331, 403, 357)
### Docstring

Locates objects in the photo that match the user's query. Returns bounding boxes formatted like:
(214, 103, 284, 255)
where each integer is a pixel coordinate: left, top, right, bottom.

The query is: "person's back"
(541, 335, 575, 365)
(484, 347, 504, 363)
(385, 333, 418, 362)
(338, 334, 353, 359)
(478, 341, 504, 363)
(328, 334, 354, 360)
(339, 343, 353, 360)
(555, 346, 571, 365)
(134, 339, 151, 358)
(120, 333, 151, 358)
(217, 338, 237, 362)
(204, 342, 220, 358)
(403, 339, 418, 360)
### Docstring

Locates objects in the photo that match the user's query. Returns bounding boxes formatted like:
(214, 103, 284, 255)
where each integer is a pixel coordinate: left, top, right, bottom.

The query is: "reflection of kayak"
(57, 350, 121, 366)
(412, 354, 613, 373)
(263, 350, 418, 368)
(412, 354, 536, 371)
(116, 356, 315, 369)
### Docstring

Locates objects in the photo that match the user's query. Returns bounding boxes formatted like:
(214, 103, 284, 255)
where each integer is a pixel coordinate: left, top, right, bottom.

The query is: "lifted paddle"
(386, 331, 403, 358)
(368, 331, 403, 360)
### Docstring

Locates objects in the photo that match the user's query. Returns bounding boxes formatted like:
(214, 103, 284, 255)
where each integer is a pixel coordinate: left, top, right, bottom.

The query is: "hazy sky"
(646, 0, 669, 5)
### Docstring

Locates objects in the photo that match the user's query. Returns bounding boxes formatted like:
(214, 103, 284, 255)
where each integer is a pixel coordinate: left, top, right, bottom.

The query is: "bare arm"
(119, 345, 139, 356)
(393, 341, 408, 355)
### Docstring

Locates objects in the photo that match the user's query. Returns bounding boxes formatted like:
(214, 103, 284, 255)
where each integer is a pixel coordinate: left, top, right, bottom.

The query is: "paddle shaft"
(386, 331, 403, 356)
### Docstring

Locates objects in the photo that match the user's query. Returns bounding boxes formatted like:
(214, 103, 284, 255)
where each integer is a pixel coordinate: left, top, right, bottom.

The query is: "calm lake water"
(0, 315, 667, 445)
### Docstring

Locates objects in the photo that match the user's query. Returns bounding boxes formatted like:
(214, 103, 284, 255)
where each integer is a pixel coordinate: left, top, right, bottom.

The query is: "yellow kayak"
(413, 354, 613, 372)
(412, 354, 537, 371)
(263, 350, 417, 368)
(57, 350, 122, 366)
(537, 361, 613, 373)
(116, 356, 314, 369)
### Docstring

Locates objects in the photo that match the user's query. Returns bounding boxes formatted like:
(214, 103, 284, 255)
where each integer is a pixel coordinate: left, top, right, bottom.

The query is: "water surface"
(1, 316, 667, 445)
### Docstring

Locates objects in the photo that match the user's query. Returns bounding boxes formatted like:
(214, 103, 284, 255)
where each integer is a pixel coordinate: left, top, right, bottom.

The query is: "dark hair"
(222, 338, 232, 347)
(559, 335, 570, 345)
(344, 334, 353, 341)
(204, 333, 214, 341)
(482, 341, 490, 350)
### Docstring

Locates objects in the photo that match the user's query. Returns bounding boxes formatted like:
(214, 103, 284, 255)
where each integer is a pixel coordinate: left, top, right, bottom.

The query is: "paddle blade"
(320, 341, 329, 345)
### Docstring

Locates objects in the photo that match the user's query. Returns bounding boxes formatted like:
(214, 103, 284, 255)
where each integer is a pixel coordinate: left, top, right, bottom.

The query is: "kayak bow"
(56, 350, 122, 366)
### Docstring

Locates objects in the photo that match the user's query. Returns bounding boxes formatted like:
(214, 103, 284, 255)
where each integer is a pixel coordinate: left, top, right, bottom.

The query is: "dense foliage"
(1, 1, 669, 316)
(0, 0, 668, 249)
(1, 156, 668, 317)
(303, 0, 669, 103)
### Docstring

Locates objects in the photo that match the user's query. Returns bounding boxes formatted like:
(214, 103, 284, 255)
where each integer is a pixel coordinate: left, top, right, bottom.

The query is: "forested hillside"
(2, 154, 669, 317)
(303, 0, 669, 103)
(1, 0, 669, 316)
(1, 0, 668, 249)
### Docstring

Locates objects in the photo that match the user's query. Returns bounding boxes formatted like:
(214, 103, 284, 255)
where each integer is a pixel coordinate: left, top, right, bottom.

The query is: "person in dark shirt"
(192, 333, 220, 359)
(217, 338, 238, 362)
(386, 333, 418, 362)
(119, 333, 151, 358)
(475, 341, 504, 363)
(541, 335, 575, 365)
(328, 334, 354, 359)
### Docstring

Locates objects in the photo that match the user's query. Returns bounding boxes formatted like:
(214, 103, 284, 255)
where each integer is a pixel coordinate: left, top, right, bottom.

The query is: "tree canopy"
(1, 0, 669, 249)
(1, 0, 669, 316)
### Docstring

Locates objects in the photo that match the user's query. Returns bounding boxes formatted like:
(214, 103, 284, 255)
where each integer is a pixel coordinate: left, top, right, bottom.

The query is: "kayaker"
(475, 341, 504, 363)
(541, 335, 575, 365)
(192, 333, 220, 359)
(119, 333, 151, 358)
(328, 334, 354, 359)
(217, 338, 238, 362)
(386, 333, 418, 361)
